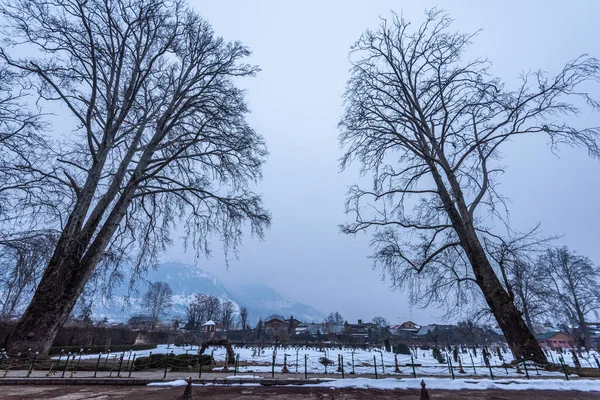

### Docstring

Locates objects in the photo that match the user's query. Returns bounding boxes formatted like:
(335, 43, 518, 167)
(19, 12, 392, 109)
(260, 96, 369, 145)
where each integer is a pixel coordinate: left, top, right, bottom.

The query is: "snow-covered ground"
(66, 344, 600, 378)
(148, 377, 600, 392)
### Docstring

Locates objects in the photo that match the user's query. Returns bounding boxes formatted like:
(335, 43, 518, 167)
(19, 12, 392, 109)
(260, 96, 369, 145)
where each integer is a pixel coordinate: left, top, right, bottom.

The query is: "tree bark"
(427, 158, 547, 364)
(5, 249, 94, 356)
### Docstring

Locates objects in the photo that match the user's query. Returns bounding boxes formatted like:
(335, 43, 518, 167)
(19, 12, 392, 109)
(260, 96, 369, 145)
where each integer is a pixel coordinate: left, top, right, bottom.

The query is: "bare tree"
(221, 300, 235, 331)
(185, 293, 222, 330)
(0, 232, 56, 320)
(484, 227, 554, 333)
(372, 316, 389, 329)
(324, 311, 344, 334)
(540, 247, 600, 349)
(239, 306, 249, 332)
(339, 9, 600, 363)
(142, 281, 173, 329)
(1, 0, 270, 355)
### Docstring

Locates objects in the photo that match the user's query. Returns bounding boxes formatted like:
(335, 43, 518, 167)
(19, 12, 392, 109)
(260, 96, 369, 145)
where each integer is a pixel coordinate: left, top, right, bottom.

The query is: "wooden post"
(373, 356, 378, 379)
(394, 354, 400, 373)
(128, 354, 136, 378)
(94, 353, 102, 378)
(62, 352, 71, 378)
(458, 356, 465, 374)
(521, 357, 529, 379)
(341, 355, 345, 379)
(271, 352, 275, 378)
(337, 354, 342, 372)
(304, 354, 307, 379)
(420, 380, 430, 400)
(380, 352, 385, 374)
(282, 353, 289, 373)
(469, 351, 477, 374)
(26, 352, 38, 378)
(351, 351, 355, 375)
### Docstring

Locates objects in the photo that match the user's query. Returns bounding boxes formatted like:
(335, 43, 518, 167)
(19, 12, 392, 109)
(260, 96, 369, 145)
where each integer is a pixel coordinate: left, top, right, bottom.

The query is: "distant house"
(127, 316, 154, 330)
(391, 321, 420, 332)
(536, 332, 574, 349)
(265, 318, 301, 336)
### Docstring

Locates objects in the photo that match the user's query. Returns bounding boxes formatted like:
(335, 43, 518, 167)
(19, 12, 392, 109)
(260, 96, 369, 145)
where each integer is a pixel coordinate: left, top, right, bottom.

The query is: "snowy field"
(149, 377, 600, 392)
(67, 344, 600, 378)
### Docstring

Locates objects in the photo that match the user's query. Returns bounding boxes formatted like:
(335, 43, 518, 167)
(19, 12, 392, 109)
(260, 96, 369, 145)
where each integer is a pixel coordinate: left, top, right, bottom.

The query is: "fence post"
(484, 354, 493, 380)
(26, 351, 38, 378)
(448, 356, 455, 379)
(125, 351, 132, 371)
(62, 352, 71, 378)
(163, 352, 170, 380)
(77, 349, 83, 368)
(559, 356, 569, 381)
(128, 354, 136, 378)
(271, 352, 275, 378)
(296, 350, 299, 375)
(469, 351, 477, 374)
(341, 355, 345, 379)
(410, 354, 416, 378)
(380, 352, 385, 374)
(521, 357, 529, 380)
(304, 354, 307, 379)
(117, 352, 124, 378)
(373, 356, 378, 379)
(104, 350, 110, 367)
(594, 354, 600, 370)
(234, 354, 239, 376)
(94, 353, 102, 378)
(57, 350, 64, 372)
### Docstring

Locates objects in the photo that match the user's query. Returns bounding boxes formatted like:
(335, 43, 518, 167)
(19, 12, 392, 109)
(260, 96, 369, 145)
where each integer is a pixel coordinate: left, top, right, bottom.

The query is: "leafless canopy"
(0, 0, 270, 275)
(339, 9, 600, 313)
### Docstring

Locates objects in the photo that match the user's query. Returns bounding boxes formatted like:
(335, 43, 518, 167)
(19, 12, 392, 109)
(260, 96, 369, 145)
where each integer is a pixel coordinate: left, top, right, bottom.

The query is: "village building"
(264, 317, 301, 336)
(127, 316, 154, 330)
(536, 332, 574, 349)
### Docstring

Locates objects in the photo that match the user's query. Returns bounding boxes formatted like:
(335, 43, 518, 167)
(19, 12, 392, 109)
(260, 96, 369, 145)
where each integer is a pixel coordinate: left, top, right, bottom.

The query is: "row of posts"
(3, 347, 598, 380)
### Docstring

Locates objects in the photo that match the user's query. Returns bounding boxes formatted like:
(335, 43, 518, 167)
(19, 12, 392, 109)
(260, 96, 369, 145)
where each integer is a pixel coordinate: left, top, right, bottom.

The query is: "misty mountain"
(91, 262, 324, 325)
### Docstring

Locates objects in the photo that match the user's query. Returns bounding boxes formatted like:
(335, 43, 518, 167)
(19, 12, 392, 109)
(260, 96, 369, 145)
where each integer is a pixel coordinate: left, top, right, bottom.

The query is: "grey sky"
(164, 0, 600, 325)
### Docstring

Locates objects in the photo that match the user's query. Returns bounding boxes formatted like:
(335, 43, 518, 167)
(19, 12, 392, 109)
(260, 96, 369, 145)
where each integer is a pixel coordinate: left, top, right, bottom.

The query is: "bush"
(432, 346, 446, 364)
(49, 344, 157, 355)
(133, 353, 212, 371)
(393, 343, 411, 355)
(318, 357, 335, 366)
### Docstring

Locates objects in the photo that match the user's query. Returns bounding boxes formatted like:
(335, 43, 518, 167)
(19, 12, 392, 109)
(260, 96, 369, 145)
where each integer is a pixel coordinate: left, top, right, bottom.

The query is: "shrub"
(134, 353, 212, 371)
(432, 346, 446, 364)
(393, 343, 411, 355)
(49, 344, 157, 355)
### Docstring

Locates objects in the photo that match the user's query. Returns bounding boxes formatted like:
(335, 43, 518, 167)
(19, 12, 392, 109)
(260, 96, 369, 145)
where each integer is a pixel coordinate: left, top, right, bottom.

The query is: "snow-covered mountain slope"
(91, 261, 324, 324)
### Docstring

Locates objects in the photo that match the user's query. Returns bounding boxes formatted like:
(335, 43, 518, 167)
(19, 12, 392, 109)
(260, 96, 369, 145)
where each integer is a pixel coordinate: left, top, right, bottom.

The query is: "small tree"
(540, 247, 600, 349)
(185, 293, 221, 330)
(221, 300, 235, 331)
(239, 306, 249, 332)
(372, 316, 389, 330)
(142, 281, 173, 329)
(256, 318, 264, 338)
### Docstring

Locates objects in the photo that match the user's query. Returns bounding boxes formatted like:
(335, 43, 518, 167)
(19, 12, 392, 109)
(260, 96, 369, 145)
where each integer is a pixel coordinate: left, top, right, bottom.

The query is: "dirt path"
(0, 385, 599, 399)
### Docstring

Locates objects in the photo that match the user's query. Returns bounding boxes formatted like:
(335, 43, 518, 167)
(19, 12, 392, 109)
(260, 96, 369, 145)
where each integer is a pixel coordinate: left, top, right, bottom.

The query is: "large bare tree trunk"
(6, 251, 92, 355)
(465, 239, 546, 363)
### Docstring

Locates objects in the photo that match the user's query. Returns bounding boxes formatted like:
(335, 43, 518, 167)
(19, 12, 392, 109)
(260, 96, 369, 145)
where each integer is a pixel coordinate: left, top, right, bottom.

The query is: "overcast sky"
(163, 0, 600, 325)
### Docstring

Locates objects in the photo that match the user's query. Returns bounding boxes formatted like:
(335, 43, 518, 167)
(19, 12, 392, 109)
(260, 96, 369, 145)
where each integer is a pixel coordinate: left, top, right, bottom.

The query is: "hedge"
(49, 343, 157, 355)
